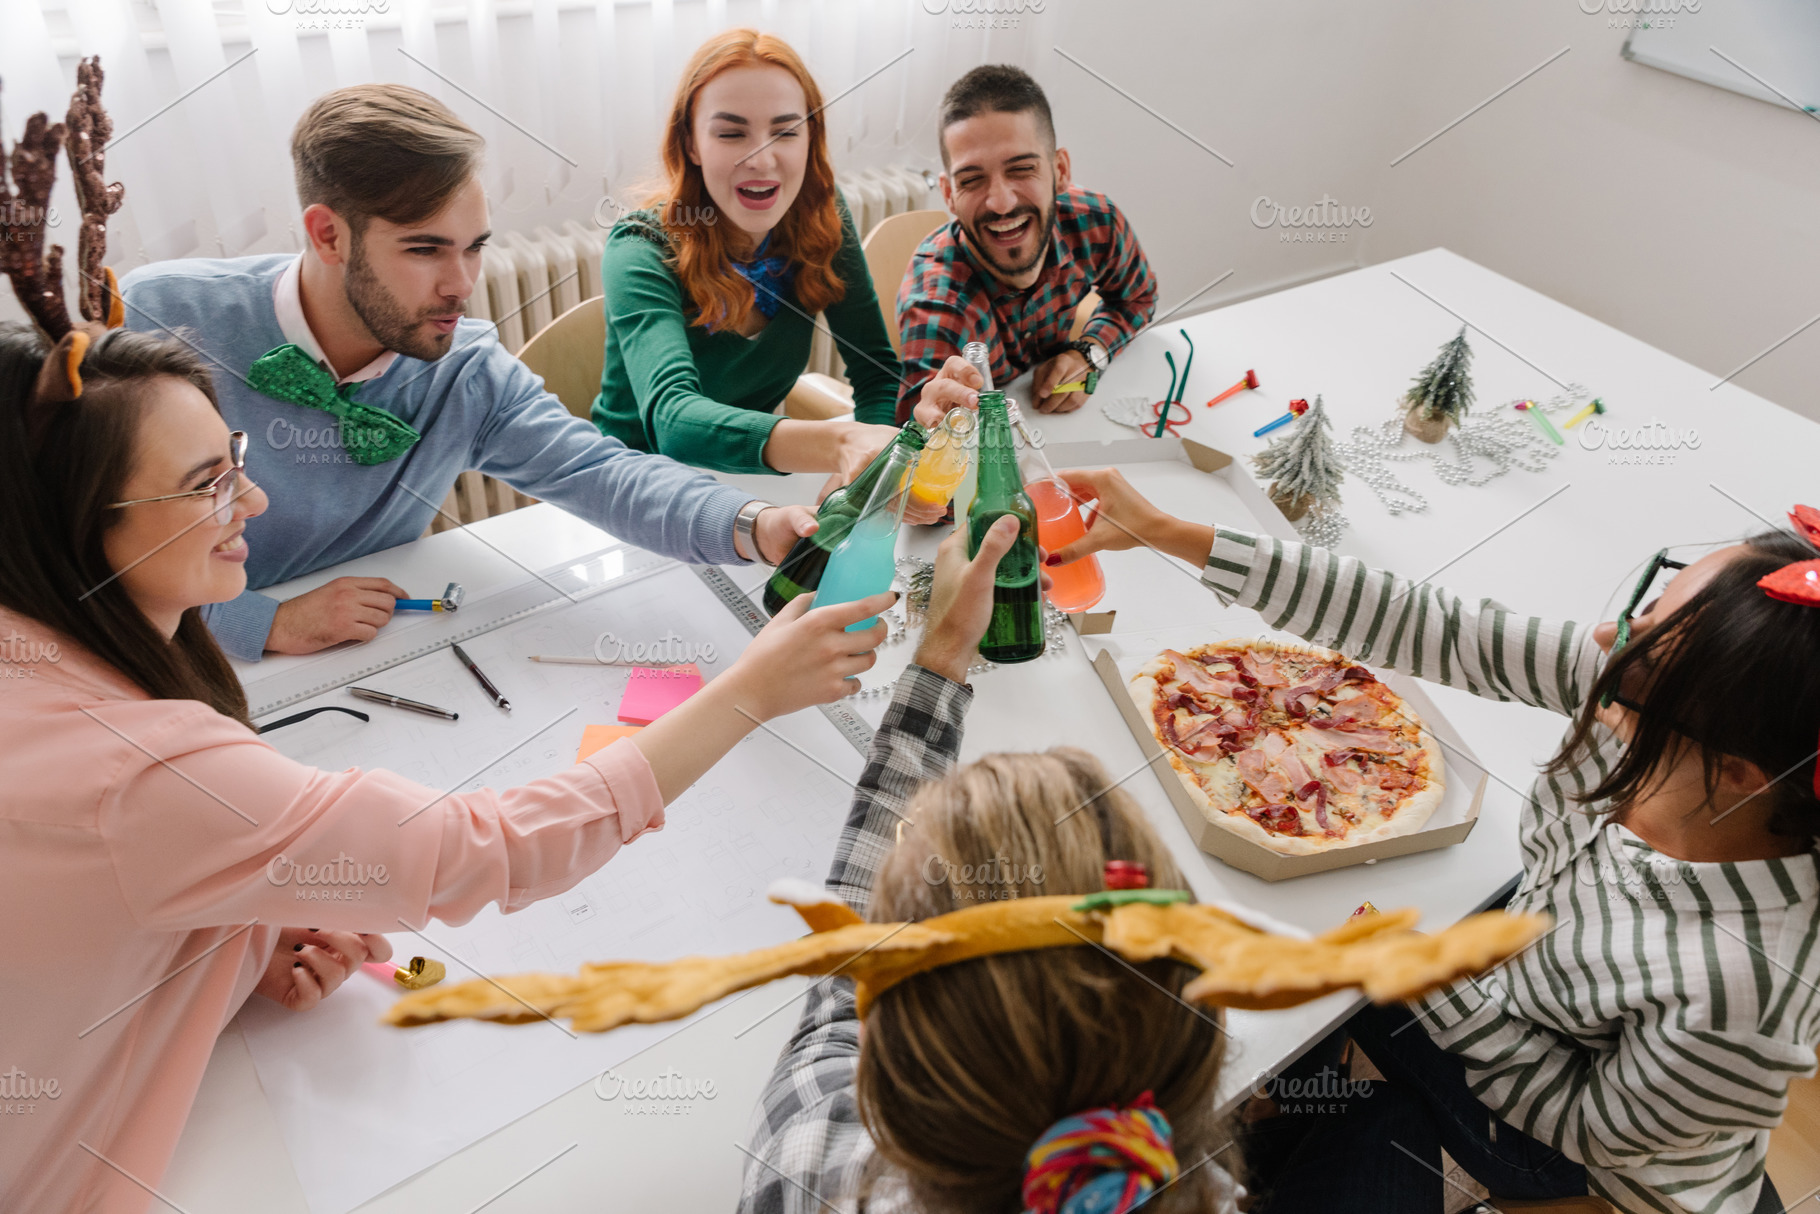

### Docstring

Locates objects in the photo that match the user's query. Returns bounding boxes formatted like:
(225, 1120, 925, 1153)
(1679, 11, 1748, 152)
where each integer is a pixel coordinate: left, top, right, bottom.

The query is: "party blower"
(363, 956, 447, 990)
(395, 583, 463, 612)
(1515, 400, 1564, 446)
(1253, 398, 1309, 438)
(1206, 369, 1260, 408)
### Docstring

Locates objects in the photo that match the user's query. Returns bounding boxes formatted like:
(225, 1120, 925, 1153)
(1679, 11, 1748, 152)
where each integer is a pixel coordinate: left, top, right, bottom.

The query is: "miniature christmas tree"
(1402, 326, 1474, 443)
(1253, 395, 1342, 523)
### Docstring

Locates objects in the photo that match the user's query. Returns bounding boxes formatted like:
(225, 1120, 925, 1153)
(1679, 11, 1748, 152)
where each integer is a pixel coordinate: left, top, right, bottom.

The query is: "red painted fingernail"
(1044, 554, 1062, 566)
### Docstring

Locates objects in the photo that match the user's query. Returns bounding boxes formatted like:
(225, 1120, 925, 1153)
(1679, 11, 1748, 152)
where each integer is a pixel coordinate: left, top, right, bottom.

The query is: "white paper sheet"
(237, 562, 865, 1214)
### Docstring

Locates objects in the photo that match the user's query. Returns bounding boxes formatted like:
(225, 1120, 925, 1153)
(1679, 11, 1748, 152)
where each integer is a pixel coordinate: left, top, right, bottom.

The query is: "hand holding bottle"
(716, 591, 894, 720)
(835, 423, 904, 487)
(1045, 467, 1219, 567)
(912, 355, 985, 431)
(633, 591, 893, 802)
(916, 518, 1049, 684)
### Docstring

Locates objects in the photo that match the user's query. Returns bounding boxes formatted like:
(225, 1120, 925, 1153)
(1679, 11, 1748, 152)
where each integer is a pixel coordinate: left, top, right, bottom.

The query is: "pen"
(451, 642, 511, 711)
(349, 687, 459, 720)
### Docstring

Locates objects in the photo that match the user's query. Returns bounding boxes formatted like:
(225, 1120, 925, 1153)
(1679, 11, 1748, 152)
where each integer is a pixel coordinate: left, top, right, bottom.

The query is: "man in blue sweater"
(122, 85, 820, 661)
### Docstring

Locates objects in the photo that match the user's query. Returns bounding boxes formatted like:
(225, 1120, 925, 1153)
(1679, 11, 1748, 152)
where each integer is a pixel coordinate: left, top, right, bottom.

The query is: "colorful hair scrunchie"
(1021, 1091, 1179, 1214)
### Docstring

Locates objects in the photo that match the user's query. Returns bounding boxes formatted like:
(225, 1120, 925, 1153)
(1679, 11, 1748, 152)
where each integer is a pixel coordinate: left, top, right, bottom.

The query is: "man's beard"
(345, 233, 460, 362)
(963, 198, 1055, 280)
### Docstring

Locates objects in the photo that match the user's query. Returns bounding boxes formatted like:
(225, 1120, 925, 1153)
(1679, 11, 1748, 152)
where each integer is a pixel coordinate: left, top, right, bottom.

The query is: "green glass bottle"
(966, 391, 1045, 663)
(763, 420, 927, 615)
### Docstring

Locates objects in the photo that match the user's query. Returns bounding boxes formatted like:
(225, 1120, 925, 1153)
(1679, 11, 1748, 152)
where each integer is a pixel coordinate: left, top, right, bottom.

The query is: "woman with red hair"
(591, 29, 976, 492)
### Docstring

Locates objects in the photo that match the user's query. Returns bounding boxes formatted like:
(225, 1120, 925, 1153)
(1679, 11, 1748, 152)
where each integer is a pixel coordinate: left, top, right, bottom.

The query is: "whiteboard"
(1622, 0, 1820, 113)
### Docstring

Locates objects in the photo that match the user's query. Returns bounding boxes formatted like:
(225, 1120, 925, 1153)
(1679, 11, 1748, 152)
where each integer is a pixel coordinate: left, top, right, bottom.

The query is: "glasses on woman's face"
(108, 431, 252, 526)
(1600, 548, 1688, 710)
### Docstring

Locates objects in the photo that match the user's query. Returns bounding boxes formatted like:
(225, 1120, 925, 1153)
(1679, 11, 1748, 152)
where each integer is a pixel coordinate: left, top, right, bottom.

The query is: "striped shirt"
(1201, 526, 1820, 1214)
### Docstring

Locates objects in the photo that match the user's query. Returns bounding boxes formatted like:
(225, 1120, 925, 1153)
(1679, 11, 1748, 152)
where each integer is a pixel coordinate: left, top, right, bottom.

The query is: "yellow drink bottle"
(907, 407, 975, 511)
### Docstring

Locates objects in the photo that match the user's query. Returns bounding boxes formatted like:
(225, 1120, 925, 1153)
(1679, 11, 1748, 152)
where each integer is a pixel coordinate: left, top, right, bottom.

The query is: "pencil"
(527, 655, 693, 666)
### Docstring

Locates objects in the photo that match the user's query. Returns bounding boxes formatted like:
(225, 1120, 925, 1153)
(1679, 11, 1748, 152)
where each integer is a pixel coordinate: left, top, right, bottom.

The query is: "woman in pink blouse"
(0, 323, 897, 1213)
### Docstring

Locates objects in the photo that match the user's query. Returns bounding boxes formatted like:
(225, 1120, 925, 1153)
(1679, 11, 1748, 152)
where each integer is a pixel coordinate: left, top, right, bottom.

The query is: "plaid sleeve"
(826, 663, 972, 910)
(738, 665, 972, 1214)
(1078, 199, 1157, 358)
(894, 242, 977, 424)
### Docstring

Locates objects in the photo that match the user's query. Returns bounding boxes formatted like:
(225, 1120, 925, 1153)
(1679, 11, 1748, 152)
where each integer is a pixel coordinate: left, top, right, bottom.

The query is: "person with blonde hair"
(739, 520, 1245, 1214)
(592, 28, 978, 493)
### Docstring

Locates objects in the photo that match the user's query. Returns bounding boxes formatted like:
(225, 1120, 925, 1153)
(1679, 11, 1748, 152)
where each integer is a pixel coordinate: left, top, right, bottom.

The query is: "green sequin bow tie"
(247, 343, 420, 466)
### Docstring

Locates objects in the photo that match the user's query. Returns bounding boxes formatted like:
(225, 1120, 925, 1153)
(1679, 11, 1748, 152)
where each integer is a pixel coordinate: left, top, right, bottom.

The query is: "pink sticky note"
(616, 664, 703, 725)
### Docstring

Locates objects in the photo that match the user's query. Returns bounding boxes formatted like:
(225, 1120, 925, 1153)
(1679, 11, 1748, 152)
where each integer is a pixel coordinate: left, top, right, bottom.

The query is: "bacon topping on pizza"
(1144, 643, 1436, 843)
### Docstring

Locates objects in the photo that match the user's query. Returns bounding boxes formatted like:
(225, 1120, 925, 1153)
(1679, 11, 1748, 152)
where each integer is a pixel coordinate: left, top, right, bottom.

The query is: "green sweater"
(590, 195, 902, 475)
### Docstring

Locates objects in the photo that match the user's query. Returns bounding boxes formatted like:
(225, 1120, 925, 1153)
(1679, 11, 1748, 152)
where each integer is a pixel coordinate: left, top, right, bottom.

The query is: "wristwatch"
(735, 499, 775, 564)
(1051, 339, 1108, 394)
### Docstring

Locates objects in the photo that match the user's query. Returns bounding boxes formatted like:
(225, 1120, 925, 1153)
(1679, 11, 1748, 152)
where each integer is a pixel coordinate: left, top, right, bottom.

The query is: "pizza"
(1129, 641, 1445, 857)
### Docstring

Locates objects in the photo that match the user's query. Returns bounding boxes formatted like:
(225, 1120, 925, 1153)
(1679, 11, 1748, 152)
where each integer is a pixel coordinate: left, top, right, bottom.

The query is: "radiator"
(469, 219, 605, 353)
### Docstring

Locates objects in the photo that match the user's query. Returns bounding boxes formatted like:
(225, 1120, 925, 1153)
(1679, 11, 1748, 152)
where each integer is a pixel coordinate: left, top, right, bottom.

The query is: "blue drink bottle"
(814, 445, 918, 631)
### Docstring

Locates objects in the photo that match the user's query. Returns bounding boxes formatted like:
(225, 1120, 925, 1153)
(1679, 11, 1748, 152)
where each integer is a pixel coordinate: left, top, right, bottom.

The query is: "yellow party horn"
(1562, 397, 1605, 429)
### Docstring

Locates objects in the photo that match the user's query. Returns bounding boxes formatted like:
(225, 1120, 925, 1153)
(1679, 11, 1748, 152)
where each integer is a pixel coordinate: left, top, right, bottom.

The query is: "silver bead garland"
(846, 557, 1072, 701)
(1298, 386, 1587, 548)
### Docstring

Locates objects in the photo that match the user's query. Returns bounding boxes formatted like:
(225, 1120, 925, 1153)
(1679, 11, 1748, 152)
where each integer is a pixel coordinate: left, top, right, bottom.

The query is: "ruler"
(242, 544, 673, 720)
(691, 564, 876, 754)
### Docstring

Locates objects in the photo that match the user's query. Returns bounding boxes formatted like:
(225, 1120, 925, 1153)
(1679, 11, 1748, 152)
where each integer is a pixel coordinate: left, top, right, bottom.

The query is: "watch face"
(1088, 343, 1109, 371)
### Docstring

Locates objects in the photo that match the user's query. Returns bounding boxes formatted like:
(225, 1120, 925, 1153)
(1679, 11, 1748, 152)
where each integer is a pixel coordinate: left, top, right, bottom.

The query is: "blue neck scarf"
(732, 234, 795, 319)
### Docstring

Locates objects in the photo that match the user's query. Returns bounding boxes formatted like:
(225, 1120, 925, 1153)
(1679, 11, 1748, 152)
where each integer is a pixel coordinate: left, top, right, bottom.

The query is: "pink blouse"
(0, 608, 665, 1213)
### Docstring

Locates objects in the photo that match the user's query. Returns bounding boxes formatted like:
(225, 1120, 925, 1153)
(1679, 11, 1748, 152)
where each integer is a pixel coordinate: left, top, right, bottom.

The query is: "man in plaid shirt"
(895, 65, 1157, 423)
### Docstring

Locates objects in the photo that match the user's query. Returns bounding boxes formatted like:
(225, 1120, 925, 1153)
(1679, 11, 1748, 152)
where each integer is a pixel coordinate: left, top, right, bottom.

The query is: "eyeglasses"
(1600, 548, 1688, 709)
(108, 431, 251, 525)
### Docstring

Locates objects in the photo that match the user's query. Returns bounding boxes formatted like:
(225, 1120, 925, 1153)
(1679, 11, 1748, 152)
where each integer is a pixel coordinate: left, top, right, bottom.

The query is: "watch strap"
(735, 499, 774, 564)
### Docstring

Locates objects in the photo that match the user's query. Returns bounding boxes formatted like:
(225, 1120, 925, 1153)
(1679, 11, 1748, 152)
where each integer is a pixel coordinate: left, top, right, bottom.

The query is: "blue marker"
(396, 582, 463, 612)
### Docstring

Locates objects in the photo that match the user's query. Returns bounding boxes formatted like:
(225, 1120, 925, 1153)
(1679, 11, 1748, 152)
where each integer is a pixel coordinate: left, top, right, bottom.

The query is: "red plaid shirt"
(894, 185, 1157, 421)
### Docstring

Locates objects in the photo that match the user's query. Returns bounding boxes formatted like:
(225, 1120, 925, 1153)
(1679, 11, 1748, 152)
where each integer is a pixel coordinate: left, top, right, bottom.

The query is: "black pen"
(450, 642, 511, 711)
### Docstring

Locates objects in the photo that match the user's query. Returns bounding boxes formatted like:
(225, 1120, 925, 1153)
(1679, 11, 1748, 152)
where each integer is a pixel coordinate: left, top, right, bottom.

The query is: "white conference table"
(164, 247, 1817, 1213)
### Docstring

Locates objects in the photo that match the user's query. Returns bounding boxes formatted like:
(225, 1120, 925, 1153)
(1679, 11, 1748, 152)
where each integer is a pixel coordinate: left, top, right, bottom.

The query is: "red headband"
(1756, 506, 1820, 797)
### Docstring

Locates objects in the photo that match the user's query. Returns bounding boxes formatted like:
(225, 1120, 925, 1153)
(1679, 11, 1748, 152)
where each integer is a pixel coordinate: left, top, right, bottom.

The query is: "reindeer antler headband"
(2, 57, 124, 436)
(383, 879, 1550, 1033)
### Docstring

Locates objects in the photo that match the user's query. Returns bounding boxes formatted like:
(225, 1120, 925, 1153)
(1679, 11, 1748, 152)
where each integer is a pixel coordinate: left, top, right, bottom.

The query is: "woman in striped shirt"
(1051, 469, 1820, 1214)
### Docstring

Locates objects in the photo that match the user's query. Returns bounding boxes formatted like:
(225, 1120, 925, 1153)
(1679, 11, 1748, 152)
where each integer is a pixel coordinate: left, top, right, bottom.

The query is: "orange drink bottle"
(1024, 478, 1106, 614)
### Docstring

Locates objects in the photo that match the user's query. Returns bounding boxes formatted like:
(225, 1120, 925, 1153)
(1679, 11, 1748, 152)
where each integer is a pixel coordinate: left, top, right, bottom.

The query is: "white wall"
(1036, 0, 1817, 421)
(6, 0, 1816, 422)
(1357, 0, 1820, 422)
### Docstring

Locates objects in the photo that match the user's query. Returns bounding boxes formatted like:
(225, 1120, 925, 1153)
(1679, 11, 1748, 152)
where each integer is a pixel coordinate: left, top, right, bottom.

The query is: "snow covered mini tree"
(1402, 325, 1475, 443)
(1253, 395, 1342, 523)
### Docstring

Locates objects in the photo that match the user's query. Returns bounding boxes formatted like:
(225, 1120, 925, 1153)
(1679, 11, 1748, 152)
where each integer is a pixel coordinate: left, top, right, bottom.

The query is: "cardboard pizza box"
(1091, 648, 1487, 882)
